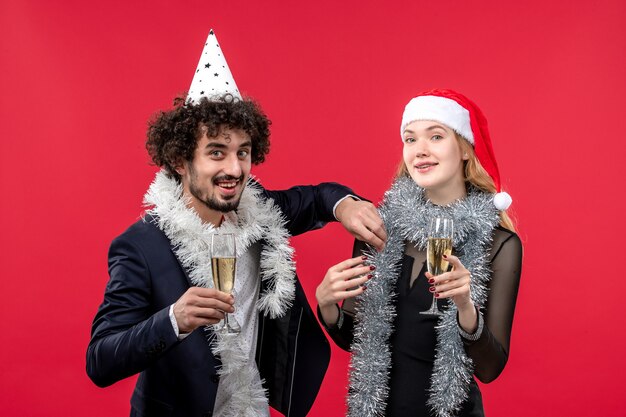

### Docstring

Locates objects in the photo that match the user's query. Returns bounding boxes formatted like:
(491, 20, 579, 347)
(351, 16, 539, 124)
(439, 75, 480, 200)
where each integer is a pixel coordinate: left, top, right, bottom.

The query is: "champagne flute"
(420, 217, 453, 316)
(211, 233, 240, 333)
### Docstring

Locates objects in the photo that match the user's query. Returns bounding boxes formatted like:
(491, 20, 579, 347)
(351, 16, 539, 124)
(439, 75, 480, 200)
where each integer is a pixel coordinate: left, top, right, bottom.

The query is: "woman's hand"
(316, 255, 373, 326)
(426, 254, 471, 308)
(426, 254, 478, 333)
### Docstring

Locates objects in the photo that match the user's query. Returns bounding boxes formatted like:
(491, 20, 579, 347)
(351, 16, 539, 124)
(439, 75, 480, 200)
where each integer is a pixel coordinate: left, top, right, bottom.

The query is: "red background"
(1, 1, 625, 416)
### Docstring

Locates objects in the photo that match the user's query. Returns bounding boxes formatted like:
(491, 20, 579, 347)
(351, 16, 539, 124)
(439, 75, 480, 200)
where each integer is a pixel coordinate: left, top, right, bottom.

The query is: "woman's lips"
(415, 162, 437, 173)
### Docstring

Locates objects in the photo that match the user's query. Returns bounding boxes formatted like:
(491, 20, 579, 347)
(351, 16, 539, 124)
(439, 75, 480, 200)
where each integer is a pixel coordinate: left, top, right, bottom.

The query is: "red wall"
(1, 1, 625, 416)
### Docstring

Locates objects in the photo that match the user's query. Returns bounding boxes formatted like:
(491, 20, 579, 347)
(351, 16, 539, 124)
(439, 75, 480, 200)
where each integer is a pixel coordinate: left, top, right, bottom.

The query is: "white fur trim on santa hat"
(493, 191, 512, 210)
(401, 96, 474, 144)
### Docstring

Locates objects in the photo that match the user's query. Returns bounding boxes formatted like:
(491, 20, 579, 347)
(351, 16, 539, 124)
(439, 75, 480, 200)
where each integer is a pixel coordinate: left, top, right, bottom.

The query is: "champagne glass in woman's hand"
(211, 233, 240, 333)
(420, 217, 453, 316)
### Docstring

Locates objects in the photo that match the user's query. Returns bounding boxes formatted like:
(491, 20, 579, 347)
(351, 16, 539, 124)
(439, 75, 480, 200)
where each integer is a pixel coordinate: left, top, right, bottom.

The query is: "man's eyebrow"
(204, 141, 227, 149)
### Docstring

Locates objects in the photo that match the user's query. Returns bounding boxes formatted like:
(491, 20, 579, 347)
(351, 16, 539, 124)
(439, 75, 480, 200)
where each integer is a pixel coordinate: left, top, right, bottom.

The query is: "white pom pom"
(493, 192, 512, 210)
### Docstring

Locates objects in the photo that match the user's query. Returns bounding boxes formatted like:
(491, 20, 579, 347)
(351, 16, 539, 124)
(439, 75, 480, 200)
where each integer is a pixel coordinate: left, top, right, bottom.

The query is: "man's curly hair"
(146, 94, 271, 181)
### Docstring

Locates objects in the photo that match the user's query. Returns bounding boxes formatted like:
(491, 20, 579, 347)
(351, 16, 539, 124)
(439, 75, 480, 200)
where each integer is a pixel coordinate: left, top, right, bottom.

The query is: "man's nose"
(223, 154, 243, 177)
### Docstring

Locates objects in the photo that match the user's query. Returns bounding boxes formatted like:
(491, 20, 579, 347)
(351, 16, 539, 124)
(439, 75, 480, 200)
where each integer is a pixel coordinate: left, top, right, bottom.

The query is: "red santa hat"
(400, 88, 512, 210)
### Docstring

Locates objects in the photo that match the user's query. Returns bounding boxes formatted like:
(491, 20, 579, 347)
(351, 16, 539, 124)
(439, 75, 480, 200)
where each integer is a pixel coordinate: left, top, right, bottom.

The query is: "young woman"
(316, 89, 523, 417)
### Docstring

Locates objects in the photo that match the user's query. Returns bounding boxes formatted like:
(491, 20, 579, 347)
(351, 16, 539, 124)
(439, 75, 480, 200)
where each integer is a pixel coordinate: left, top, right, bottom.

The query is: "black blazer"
(87, 182, 352, 417)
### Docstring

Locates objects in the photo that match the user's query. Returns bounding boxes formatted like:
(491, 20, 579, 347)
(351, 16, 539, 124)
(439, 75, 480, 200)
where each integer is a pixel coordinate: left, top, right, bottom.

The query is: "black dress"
(319, 226, 523, 416)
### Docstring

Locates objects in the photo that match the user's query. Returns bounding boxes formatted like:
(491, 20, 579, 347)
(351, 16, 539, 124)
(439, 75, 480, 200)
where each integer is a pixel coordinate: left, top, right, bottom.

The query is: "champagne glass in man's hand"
(211, 233, 240, 333)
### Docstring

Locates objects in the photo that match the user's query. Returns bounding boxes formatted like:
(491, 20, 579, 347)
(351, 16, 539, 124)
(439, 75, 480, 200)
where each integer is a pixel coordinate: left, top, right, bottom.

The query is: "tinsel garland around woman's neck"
(347, 176, 500, 417)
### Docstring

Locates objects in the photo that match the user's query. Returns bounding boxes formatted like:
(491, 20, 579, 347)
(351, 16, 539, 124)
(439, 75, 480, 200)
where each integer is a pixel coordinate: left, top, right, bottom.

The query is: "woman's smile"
(414, 161, 439, 173)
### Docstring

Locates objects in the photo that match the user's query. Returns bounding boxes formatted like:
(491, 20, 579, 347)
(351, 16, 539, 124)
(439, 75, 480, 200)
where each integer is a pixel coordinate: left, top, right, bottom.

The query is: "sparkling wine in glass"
(420, 217, 453, 315)
(211, 233, 240, 333)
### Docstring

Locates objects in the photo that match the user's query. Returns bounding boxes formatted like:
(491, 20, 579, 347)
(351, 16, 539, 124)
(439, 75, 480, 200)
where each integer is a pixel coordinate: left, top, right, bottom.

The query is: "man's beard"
(188, 173, 244, 213)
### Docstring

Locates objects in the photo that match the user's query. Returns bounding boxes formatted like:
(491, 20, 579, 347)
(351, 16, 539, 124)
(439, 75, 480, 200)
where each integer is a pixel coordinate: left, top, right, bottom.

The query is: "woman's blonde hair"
(397, 135, 516, 231)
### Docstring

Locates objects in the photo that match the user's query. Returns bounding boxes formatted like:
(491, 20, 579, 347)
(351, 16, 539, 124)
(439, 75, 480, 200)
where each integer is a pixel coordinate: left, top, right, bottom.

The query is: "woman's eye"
(431, 134, 443, 141)
(404, 137, 415, 143)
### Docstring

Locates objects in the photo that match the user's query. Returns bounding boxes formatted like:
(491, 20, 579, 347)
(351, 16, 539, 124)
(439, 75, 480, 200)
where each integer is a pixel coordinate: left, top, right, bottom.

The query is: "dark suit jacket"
(87, 183, 352, 417)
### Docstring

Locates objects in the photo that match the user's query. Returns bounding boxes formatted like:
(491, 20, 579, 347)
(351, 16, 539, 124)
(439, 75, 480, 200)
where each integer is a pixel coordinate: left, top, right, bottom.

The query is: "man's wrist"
(333, 195, 360, 220)
(169, 304, 189, 340)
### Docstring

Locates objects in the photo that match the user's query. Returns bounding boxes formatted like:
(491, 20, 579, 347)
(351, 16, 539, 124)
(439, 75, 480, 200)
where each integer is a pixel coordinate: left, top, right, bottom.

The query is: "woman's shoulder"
(493, 225, 519, 240)
(490, 226, 523, 261)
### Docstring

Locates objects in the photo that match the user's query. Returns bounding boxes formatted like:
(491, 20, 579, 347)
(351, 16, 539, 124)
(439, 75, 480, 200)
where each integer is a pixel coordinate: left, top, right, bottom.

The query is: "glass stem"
(429, 294, 438, 311)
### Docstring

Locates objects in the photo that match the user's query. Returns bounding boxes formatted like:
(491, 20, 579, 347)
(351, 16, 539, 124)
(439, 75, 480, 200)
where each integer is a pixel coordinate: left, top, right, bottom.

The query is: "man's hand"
(173, 287, 235, 333)
(335, 198, 387, 251)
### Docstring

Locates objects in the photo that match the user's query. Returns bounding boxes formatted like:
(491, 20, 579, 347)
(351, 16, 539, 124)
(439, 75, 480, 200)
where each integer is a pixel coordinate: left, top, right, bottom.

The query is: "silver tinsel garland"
(143, 171, 296, 416)
(347, 176, 500, 417)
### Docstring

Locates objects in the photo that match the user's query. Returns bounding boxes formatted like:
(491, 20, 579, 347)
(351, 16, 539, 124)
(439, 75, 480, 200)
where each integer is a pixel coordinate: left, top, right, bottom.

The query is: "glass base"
(419, 307, 442, 316)
(225, 315, 241, 333)
(419, 296, 442, 315)
(221, 314, 241, 334)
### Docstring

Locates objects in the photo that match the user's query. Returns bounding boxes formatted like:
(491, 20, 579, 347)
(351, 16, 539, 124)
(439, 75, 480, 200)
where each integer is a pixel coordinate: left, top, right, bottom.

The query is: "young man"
(86, 89, 385, 417)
